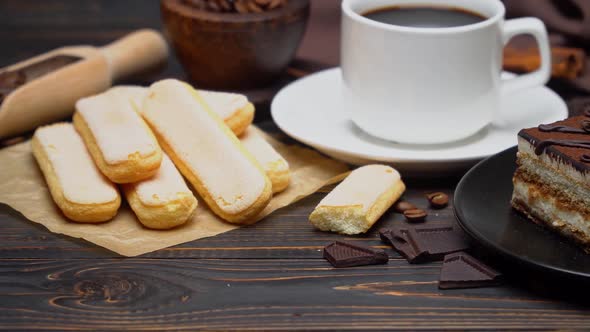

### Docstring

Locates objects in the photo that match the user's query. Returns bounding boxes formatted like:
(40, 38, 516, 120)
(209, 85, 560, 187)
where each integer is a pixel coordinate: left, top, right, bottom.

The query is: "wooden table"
(1, 1, 590, 330)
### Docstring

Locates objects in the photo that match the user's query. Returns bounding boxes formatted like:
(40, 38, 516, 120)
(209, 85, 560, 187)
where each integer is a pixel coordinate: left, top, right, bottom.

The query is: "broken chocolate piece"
(323, 241, 389, 268)
(439, 252, 502, 289)
(379, 228, 428, 264)
(380, 223, 470, 263)
(400, 224, 470, 260)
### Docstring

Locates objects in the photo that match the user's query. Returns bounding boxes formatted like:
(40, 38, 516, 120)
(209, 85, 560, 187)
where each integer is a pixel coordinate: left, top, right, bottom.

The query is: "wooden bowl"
(161, 0, 310, 90)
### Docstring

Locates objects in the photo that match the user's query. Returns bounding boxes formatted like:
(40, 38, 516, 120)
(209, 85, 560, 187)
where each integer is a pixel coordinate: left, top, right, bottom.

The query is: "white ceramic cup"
(341, 0, 551, 144)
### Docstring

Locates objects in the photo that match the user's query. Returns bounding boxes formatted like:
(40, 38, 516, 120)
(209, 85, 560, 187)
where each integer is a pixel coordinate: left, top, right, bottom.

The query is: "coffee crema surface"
(362, 6, 486, 28)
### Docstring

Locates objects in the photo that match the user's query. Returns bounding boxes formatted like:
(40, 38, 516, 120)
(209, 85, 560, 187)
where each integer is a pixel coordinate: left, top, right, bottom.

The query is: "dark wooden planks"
(0, 1, 163, 69)
(0, 0, 589, 330)
(0, 181, 456, 259)
(0, 258, 589, 330)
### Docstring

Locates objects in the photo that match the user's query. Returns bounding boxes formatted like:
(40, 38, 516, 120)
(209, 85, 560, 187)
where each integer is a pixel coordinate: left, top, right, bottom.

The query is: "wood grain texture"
(0, 181, 457, 259)
(1, 0, 590, 330)
(0, 258, 589, 331)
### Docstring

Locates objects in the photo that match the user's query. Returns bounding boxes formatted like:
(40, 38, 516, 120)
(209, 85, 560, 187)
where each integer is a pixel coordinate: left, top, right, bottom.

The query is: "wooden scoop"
(0, 29, 168, 140)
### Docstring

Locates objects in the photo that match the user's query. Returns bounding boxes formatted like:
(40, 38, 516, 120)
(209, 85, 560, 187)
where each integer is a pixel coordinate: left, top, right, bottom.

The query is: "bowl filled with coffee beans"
(161, 0, 310, 90)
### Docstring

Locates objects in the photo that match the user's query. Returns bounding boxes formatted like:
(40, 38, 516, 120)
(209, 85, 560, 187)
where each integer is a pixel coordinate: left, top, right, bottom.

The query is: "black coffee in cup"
(363, 6, 486, 28)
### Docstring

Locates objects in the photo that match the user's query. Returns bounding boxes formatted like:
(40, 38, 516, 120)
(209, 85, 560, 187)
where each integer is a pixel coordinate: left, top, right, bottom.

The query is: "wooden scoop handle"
(100, 29, 168, 82)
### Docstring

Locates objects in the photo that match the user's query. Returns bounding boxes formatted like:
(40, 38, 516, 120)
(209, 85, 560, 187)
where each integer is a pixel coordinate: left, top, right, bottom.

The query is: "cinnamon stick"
(503, 36, 585, 80)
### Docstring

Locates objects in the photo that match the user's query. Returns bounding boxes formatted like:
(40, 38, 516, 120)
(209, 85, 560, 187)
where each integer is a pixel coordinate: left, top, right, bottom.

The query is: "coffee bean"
(393, 200, 417, 213)
(403, 209, 427, 222)
(426, 192, 449, 209)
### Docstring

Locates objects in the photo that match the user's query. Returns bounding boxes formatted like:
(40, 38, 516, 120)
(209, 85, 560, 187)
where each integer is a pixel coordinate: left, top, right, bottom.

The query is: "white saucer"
(271, 68, 568, 175)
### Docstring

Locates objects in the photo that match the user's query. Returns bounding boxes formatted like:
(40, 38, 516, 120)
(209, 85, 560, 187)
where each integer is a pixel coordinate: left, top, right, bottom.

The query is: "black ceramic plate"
(454, 146, 590, 281)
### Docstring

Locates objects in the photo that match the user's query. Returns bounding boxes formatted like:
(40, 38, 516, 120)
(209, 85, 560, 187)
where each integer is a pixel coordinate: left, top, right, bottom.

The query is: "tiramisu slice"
(512, 114, 590, 251)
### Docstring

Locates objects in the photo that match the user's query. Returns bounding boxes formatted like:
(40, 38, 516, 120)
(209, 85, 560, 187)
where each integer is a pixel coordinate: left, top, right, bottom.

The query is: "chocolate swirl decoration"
(538, 124, 589, 134)
(536, 119, 590, 163)
(534, 139, 590, 162)
(536, 111, 590, 162)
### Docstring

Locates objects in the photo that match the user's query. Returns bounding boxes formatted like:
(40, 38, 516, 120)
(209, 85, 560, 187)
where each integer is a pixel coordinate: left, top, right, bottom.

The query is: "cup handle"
(501, 18, 551, 94)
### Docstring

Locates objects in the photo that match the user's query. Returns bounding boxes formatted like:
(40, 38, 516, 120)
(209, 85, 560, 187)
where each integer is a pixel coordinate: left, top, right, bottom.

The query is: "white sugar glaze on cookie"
(142, 79, 267, 214)
(318, 165, 401, 212)
(76, 90, 158, 164)
(198, 90, 248, 120)
(34, 123, 118, 204)
(135, 154, 192, 206)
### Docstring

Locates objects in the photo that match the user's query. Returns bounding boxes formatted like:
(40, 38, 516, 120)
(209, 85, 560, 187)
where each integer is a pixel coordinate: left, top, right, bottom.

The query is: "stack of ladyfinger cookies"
(32, 79, 291, 229)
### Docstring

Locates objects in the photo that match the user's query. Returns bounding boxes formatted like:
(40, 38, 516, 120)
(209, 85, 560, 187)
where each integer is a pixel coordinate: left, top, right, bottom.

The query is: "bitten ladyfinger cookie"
(73, 89, 162, 183)
(110, 85, 254, 136)
(240, 127, 290, 194)
(141, 79, 272, 224)
(123, 154, 198, 230)
(198, 90, 255, 136)
(309, 165, 405, 235)
(32, 123, 121, 222)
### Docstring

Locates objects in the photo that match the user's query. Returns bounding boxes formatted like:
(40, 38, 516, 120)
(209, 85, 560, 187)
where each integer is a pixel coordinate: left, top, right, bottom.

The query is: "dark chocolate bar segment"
(323, 241, 388, 268)
(379, 228, 428, 264)
(439, 252, 502, 289)
(380, 223, 470, 263)
(403, 225, 470, 259)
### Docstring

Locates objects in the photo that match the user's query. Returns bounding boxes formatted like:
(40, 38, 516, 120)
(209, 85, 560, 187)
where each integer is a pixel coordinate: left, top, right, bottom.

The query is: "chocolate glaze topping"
(534, 139, 590, 156)
(538, 124, 589, 134)
(519, 115, 590, 172)
(534, 115, 590, 164)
